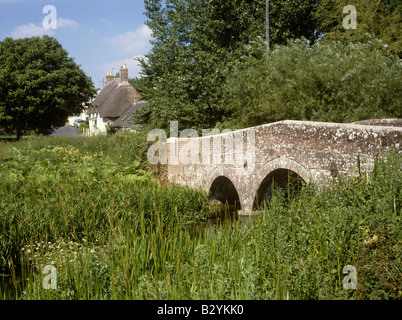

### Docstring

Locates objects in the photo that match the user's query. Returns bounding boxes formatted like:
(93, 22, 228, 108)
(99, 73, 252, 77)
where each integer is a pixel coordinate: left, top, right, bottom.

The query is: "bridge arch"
(253, 157, 310, 210)
(208, 176, 241, 209)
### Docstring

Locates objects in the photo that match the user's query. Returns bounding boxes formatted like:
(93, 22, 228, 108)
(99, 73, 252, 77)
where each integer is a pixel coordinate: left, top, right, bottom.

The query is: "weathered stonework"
(167, 120, 402, 215)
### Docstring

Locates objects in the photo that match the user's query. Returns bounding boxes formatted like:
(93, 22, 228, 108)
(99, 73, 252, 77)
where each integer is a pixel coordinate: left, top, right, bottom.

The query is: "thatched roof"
(90, 79, 135, 119)
(113, 101, 148, 128)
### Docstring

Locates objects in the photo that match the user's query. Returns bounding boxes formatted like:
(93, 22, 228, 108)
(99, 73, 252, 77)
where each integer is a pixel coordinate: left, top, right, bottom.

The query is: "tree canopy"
(132, 0, 401, 131)
(223, 37, 402, 128)
(132, 0, 319, 131)
(0, 36, 96, 139)
(315, 0, 402, 57)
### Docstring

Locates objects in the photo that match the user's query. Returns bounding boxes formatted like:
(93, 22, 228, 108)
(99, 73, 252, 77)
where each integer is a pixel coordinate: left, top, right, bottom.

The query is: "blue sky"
(0, 0, 152, 89)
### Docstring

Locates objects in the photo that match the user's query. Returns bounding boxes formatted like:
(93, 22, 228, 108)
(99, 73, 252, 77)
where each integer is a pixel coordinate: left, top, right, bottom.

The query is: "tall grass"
(0, 133, 401, 300)
(0, 132, 210, 272)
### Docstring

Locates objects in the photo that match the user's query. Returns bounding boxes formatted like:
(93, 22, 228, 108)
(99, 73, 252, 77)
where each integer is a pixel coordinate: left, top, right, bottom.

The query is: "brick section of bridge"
(167, 120, 402, 215)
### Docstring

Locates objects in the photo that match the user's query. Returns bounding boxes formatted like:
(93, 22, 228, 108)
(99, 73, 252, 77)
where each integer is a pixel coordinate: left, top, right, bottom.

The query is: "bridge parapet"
(167, 120, 402, 215)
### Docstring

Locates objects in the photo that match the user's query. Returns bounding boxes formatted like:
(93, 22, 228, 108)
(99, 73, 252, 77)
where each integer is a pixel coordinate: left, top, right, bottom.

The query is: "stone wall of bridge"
(167, 120, 402, 215)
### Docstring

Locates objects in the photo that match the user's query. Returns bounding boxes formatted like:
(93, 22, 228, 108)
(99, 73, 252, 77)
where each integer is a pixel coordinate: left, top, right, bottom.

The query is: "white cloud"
(102, 24, 152, 55)
(9, 17, 79, 39)
(100, 18, 112, 25)
(9, 23, 54, 39)
(57, 17, 79, 28)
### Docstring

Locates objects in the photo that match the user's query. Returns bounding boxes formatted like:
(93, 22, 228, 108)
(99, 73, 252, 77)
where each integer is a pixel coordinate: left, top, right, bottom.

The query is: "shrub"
(223, 37, 402, 128)
(78, 122, 89, 134)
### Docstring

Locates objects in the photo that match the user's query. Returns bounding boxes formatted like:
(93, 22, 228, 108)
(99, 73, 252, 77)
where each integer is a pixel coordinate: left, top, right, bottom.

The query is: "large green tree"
(315, 0, 402, 57)
(132, 0, 319, 131)
(0, 36, 96, 139)
(223, 37, 402, 128)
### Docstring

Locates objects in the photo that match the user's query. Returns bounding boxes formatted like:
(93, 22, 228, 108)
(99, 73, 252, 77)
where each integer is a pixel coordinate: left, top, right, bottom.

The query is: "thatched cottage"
(87, 64, 146, 135)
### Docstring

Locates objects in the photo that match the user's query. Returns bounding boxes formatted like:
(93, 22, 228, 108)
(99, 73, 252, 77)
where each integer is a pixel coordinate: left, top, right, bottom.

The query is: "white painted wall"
(88, 113, 109, 136)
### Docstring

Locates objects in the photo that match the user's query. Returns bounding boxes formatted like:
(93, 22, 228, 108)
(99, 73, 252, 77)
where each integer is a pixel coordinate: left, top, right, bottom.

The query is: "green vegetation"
(78, 122, 89, 135)
(132, 0, 401, 131)
(315, 0, 401, 57)
(0, 36, 96, 140)
(222, 37, 402, 128)
(133, 0, 319, 131)
(1, 134, 400, 300)
(0, 0, 401, 301)
(0, 132, 210, 274)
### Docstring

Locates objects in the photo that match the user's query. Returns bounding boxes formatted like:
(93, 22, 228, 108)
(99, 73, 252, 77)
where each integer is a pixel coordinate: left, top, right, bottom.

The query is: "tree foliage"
(132, 0, 319, 131)
(223, 37, 402, 128)
(315, 0, 402, 57)
(133, 0, 401, 131)
(0, 36, 96, 139)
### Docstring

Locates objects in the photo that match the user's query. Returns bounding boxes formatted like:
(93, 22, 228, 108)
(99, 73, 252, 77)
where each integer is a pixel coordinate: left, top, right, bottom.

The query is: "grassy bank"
(0, 133, 401, 300)
(0, 132, 211, 273)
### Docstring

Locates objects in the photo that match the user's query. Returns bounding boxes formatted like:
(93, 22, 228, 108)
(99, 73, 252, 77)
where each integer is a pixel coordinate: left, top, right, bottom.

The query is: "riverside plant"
(1, 134, 401, 300)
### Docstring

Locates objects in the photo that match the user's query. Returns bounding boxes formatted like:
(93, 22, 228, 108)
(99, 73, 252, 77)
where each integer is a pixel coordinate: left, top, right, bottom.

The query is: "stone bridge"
(166, 120, 402, 215)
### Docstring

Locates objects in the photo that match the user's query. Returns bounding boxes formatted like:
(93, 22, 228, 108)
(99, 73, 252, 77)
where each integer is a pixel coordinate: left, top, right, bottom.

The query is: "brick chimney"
(119, 64, 128, 83)
(105, 71, 114, 85)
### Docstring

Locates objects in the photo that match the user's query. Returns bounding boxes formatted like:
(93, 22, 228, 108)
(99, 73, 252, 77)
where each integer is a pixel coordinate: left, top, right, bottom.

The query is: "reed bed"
(0, 133, 400, 300)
